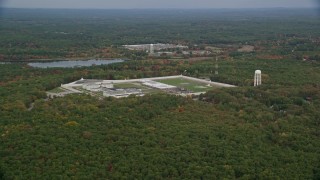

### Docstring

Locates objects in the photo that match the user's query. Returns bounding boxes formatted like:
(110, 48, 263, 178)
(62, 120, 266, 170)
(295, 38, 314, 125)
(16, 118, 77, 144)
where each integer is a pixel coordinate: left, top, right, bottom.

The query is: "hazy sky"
(2, 0, 319, 9)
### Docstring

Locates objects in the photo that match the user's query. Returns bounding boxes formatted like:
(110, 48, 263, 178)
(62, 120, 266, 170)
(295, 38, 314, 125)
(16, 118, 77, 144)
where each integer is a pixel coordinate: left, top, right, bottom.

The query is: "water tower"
(150, 44, 154, 54)
(254, 70, 262, 86)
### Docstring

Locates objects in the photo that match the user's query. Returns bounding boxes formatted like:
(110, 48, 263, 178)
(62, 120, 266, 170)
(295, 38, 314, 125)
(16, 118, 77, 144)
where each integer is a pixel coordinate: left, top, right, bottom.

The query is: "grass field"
(48, 87, 66, 93)
(156, 78, 220, 92)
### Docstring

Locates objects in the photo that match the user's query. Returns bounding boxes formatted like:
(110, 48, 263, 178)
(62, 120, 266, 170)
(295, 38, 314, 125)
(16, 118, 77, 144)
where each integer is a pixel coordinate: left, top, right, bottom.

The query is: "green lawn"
(157, 78, 220, 92)
(48, 87, 66, 93)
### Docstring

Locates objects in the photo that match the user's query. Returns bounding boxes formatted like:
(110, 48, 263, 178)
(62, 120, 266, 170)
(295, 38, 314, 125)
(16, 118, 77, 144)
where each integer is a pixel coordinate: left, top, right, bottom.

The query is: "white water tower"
(254, 70, 262, 86)
(150, 44, 154, 54)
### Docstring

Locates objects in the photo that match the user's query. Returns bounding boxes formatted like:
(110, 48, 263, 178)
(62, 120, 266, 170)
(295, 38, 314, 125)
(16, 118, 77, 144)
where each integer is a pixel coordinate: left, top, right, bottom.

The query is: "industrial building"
(123, 43, 188, 52)
(54, 75, 236, 99)
(142, 80, 176, 89)
(103, 88, 143, 98)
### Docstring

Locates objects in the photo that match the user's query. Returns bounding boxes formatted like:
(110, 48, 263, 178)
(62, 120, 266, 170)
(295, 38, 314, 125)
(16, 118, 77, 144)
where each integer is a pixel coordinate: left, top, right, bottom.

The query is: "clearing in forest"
(156, 77, 221, 93)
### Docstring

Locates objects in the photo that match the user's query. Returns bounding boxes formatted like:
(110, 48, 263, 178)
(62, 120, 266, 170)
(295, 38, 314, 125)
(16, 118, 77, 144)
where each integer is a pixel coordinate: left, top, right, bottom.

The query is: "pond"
(28, 59, 124, 68)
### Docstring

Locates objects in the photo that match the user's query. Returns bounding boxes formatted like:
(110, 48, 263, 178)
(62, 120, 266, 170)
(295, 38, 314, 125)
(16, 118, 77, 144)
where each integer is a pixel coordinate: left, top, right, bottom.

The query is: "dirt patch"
(238, 45, 255, 52)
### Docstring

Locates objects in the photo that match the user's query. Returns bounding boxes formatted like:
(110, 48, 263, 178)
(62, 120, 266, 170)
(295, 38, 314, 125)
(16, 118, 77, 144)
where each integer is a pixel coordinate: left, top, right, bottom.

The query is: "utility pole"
(215, 57, 219, 75)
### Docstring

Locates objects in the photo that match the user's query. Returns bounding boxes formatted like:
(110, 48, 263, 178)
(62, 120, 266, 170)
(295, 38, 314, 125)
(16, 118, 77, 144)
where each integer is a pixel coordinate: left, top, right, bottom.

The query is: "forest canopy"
(0, 8, 320, 179)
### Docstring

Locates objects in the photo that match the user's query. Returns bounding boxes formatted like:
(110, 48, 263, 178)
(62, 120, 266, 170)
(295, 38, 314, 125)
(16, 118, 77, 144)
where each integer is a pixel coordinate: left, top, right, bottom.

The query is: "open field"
(48, 87, 66, 93)
(157, 77, 220, 92)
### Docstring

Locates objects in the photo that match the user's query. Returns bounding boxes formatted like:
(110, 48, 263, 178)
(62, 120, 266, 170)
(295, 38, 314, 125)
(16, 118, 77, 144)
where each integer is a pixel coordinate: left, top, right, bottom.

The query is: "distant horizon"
(2, 7, 318, 10)
(2, 0, 318, 9)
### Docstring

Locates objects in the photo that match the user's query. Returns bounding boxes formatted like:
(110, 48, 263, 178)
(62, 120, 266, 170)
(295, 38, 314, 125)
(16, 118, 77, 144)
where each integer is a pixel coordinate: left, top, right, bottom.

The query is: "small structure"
(101, 83, 113, 89)
(150, 44, 154, 54)
(83, 83, 101, 92)
(103, 88, 143, 98)
(142, 80, 176, 89)
(254, 70, 262, 86)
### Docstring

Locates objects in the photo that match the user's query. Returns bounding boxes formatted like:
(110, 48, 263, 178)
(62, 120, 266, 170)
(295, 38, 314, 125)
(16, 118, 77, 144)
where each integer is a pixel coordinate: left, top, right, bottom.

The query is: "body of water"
(28, 59, 124, 68)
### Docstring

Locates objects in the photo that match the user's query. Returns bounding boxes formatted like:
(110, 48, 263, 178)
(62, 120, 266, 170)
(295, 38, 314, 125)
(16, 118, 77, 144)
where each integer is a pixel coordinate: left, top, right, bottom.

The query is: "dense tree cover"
(0, 54, 319, 178)
(0, 8, 320, 179)
(2, 92, 319, 179)
(0, 8, 319, 60)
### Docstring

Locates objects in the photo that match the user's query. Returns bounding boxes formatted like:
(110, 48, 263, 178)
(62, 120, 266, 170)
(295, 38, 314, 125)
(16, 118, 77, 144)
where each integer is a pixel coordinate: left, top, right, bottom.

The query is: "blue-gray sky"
(2, 0, 319, 9)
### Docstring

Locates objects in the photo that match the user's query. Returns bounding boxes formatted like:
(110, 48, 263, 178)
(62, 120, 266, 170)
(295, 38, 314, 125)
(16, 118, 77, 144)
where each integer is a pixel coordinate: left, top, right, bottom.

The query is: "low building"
(82, 83, 101, 92)
(101, 83, 114, 89)
(103, 88, 143, 98)
(142, 80, 176, 89)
